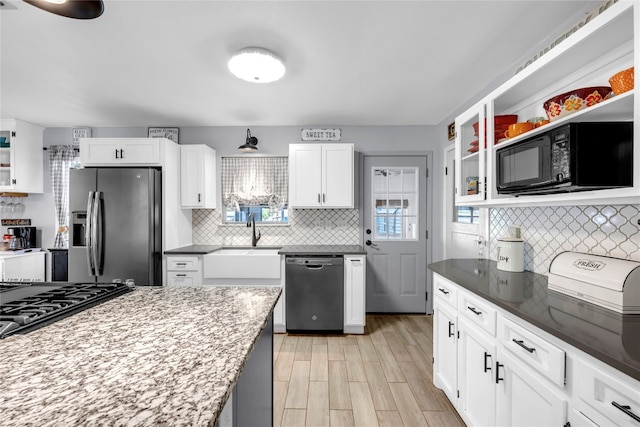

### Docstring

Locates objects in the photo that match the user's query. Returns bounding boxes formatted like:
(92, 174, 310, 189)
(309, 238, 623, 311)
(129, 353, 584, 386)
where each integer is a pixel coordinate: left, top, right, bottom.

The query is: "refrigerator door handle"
(93, 191, 105, 276)
(86, 191, 96, 276)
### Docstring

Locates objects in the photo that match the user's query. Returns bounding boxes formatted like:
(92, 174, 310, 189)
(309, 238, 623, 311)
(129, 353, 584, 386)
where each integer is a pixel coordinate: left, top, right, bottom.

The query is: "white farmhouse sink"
(203, 248, 281, 279)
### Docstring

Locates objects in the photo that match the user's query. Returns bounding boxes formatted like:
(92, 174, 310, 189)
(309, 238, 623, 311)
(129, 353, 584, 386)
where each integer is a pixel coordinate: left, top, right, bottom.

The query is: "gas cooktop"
(0, 281, 135, 338)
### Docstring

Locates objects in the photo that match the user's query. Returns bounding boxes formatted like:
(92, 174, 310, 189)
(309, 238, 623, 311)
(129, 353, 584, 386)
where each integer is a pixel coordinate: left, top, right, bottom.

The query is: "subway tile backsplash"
(192, 209, 360, 246)
(489, 205, 640, 274)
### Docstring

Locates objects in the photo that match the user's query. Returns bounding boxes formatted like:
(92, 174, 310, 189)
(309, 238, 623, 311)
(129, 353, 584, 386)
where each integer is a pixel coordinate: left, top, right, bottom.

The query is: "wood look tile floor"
(273, 315, 466, 427)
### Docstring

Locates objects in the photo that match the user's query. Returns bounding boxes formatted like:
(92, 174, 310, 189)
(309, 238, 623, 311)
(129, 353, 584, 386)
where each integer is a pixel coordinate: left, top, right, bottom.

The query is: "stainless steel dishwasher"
(285, 255, 344, 333)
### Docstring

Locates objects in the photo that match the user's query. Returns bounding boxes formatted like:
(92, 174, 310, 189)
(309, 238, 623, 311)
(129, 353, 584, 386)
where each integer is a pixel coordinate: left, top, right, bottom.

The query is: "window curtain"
(221, 157, 288, 211)
(49, 145, 77, 248)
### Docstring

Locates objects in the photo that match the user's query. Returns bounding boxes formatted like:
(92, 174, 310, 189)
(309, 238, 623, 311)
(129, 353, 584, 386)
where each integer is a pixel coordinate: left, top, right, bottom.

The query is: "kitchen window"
(456, 206, 480, 224)
(221, 156, 288, 224)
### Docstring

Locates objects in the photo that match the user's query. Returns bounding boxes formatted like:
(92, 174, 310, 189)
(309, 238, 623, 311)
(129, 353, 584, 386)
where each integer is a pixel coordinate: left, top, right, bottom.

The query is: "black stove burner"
(0, 282, 134, 338)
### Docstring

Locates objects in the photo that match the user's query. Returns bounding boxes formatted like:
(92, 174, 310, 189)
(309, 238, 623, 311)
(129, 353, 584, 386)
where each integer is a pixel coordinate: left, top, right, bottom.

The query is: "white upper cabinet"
(180, 144, 216, 209)
(0, 119, 44, 193)
(289, 143, 354, 208)
(455, 102, 487, 205)
(80, 138, 163, 166)
(454, 1, 638, 207)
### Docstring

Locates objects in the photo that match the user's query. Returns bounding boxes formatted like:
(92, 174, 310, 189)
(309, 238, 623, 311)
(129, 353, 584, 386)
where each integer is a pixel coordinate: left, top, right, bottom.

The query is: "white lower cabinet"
(495, 346, 568, 427)
(0, 252, 46, 281)
(166, 255, 202, 286)
(458, 318, 496, 427)
(433, 301, 458, 403)
(433, 273, 575, 427)
(575, 357, 640, 426)
(344, 255, 366, 334)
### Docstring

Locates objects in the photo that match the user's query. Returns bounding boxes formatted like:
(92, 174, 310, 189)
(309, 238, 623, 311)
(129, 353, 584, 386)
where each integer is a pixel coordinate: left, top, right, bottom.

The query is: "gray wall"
(23, 125, 445, 262)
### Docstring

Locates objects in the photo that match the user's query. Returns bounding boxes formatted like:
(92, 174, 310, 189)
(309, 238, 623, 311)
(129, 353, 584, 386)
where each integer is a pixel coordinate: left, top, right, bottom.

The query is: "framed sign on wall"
(72, 127, 91, 144)
(447, 122, 455, 140)
(148, 127, 180, 144)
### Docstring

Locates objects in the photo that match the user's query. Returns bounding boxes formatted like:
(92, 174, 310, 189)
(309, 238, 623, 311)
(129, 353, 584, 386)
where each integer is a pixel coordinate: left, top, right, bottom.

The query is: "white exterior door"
(363, 155, 428, 313)
(444, 145, 487, 259)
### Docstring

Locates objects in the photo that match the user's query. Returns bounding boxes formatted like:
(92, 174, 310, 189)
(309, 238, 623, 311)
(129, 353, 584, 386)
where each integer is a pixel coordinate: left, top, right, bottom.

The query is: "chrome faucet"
(247, 213, 261, 247)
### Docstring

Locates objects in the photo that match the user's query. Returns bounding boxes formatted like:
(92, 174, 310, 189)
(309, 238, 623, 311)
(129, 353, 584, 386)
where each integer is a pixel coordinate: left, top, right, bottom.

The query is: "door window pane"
(372, 167, 419, 241)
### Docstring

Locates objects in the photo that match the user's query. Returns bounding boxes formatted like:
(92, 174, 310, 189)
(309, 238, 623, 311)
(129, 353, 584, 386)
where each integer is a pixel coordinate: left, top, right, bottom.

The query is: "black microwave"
(496, 122, 633, 195)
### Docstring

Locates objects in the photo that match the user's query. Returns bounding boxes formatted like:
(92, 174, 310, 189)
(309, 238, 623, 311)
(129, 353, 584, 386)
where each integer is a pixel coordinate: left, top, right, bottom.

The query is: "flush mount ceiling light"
(23, 0, 104, 19)
(228, 47, 285, 83)
(238, 129, 259, 152)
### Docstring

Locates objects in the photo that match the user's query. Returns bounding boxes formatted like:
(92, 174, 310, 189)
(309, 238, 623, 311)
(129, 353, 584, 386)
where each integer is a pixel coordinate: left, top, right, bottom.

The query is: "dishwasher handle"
(305, 264, 326, 270)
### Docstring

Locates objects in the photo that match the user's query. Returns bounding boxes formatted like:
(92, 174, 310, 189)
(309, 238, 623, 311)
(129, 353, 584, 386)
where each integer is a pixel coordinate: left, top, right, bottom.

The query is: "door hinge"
(457, 390, 460, 398)
(425, 292, 428, 301)
(425, 230, 429, 239)
(426, 168, 429, 178)
(457, 331, 460, 339)
(11, 131, 16, 138)
(432, 357, 434, 365)
(445, 166, 448, 175)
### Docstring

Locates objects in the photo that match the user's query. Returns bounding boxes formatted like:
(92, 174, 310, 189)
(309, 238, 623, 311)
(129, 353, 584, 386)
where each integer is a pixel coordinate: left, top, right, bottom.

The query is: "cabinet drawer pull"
(323, 193, 326, 203)
(467, 306, 482, 316)
(483, 352, 492, 373)
(512, 339, 536, 353)
(448, 321, 455, 338)
(495, 362, 504, 384)
(175, 262, 187, 266)
(438, 288, 450, 295)
(176, 274, 187, 277)
(611, 401, 640, 422)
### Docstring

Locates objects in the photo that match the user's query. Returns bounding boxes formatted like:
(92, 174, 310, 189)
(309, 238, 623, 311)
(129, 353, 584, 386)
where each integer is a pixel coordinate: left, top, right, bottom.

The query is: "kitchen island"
(0, 285, 281, 426)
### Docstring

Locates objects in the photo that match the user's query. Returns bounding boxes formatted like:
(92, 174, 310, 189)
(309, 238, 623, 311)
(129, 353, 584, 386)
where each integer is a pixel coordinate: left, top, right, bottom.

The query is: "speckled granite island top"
(0, 286, 281, 426)
(278, 245, 366, 255)
(429, 259, 640, 382)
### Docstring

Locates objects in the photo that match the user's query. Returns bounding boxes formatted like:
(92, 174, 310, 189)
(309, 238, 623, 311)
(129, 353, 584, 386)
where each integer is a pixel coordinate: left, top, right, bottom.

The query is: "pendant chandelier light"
(23, 0, 104, 19)
(228, 47, 285, 83)
(238, 129, 259, 152)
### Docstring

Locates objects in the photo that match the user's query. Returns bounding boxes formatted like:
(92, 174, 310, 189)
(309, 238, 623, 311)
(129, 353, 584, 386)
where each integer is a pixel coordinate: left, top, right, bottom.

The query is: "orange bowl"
(472, 115, 518, 135)
(609, 67, 634, 95)
(543, 86, 613, 121)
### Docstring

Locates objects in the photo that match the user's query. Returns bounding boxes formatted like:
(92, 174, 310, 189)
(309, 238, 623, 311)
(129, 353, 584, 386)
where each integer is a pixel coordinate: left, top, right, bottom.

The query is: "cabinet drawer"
(497, 316, 565, 387)
(458, 290, 496, 336)
(167, 256, 199, 271)
(167, 271, 200, 286)
(576, 358, 640, 426)
(433, 274, 458, 309)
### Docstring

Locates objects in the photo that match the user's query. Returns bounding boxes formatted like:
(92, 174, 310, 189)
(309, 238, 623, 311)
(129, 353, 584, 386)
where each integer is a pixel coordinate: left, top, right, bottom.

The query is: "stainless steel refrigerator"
(68, 168, 162, 285)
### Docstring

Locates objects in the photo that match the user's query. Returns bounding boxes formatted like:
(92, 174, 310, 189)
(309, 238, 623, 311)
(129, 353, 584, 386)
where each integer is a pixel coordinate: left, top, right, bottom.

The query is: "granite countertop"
(429, 259, 640, 382)
(0, 286, 281, 426)
(278, 245, 366, 255)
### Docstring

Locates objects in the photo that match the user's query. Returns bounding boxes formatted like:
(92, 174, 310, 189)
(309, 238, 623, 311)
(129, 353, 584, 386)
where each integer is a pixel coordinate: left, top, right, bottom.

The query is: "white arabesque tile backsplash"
(489, 205, 640, 274)
(192, 209, 360, 246)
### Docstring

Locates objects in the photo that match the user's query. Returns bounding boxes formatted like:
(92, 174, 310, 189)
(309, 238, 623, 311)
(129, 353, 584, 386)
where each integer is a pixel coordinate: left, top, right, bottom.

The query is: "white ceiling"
(0, 0, 601, 128)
